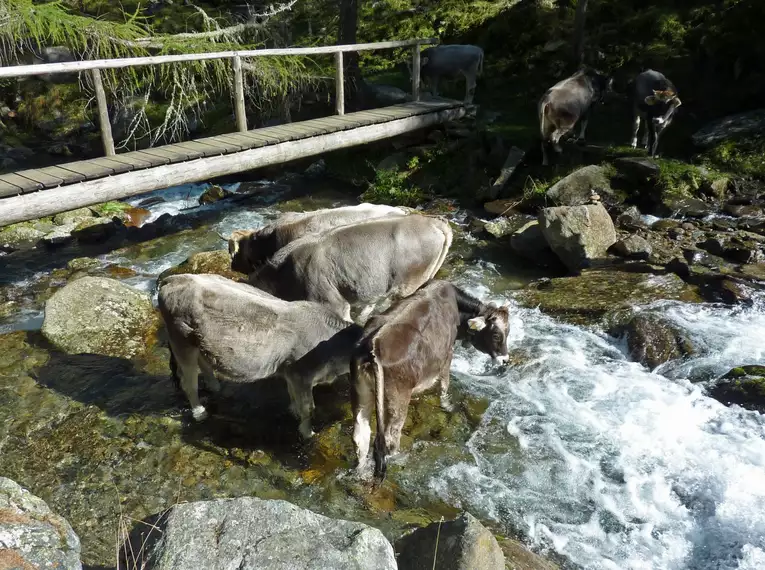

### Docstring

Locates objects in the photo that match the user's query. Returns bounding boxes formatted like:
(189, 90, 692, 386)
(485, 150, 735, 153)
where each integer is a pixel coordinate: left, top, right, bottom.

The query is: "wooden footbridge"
(0, 39, 467, 227)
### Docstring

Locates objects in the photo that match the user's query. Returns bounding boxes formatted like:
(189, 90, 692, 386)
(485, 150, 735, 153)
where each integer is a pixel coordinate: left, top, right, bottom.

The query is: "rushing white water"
(418, 278, 765, 570)
(3, 178, 765, 569)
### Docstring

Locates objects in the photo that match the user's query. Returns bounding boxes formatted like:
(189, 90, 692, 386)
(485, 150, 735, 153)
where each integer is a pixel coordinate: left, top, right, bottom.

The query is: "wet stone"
(709, 366, 765, 413)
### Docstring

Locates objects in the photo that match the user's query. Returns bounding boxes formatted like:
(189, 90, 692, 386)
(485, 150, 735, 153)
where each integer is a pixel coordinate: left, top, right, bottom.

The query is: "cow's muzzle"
(494, 354, 509, 365)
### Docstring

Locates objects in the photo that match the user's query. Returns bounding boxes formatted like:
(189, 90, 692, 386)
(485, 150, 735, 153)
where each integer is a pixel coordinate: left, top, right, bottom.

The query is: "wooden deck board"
(57, 161, 113, 180)
(14, 169, 65, 188)
(0, 179, 23, 198)
(0, 100, 463, 201)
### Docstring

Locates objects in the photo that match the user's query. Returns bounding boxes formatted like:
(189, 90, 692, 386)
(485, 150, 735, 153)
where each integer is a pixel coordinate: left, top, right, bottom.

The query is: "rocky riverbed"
(0, 146, 764, 568)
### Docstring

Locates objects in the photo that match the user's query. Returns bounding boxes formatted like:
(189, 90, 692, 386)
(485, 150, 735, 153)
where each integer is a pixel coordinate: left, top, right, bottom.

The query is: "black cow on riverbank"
(630, 69, 681, 157)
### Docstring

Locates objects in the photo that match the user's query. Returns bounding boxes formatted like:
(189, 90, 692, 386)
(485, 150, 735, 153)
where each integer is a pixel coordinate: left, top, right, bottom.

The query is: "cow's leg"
(383, 383, 411, 458)
(438, 349, 455, 412)
(541, 140, 550, 166)
(575, 111, 590, 143)
(169, 338, 206, 421)
(647, 122, 657, 155)
(431, 76, 439, 97)
(630, 112, 641, 148)
(198, 356, 221, 394)
(285, 374, 315, 439)
(351, 369, 373, 475)
(463, 71, 477, 104)
(642, 114, 650, 149)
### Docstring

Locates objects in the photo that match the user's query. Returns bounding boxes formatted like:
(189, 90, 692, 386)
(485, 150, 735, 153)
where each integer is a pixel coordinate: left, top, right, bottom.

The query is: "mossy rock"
(41, 277, 159, 359)
(53, 207, 95, 226)
(516, 269, 702, 325)
(158, 250, 247, 283)
(709, 366, 765, 413)
(616, 311, 695, 369)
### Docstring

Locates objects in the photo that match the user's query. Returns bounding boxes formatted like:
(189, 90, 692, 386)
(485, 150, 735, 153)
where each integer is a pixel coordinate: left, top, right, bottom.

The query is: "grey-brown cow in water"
(248, 214, 453, 323)
(350, 280, 510, 480)
(228, 203, 407, 274)
(158, 273, 362, 437)
(538, 67, 613, 165)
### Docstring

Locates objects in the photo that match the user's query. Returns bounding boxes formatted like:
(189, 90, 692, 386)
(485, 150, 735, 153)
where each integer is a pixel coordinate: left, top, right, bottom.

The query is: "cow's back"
(158, 274, 344, 381)
(422, 45, 483, 76)
(306, 214, 452, 303)
(540, 72, 595, 121)
(365, 281, 460, 389)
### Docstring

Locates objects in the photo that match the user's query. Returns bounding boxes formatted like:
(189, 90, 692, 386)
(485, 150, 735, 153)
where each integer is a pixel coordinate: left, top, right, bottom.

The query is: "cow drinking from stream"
(228, 203, 408, 274)
(630, 69, 681, 157)
(158, 274, 362, 438)
(538, 68, 612, 165)
(248, 214, 453, 324)
(350, 280, 510, 480)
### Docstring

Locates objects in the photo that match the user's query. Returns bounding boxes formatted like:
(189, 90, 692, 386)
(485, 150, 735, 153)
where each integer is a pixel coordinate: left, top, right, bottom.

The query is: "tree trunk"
(572, 0, 589, 68)
(338, 0, 361, 102)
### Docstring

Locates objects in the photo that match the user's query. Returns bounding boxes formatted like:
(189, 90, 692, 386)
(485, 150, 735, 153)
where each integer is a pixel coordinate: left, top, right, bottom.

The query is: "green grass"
(701, 135, 765, 180)
(361, 168, 427, 207)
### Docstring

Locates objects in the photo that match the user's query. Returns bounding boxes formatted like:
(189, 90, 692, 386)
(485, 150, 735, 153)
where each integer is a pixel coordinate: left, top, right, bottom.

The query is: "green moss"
(361, 168, 427, 207)
(702, 135, 765, 180)
(90, 201, 131, 216)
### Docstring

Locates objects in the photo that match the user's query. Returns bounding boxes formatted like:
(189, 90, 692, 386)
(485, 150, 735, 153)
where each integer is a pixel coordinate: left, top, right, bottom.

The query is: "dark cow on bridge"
(411, 44, 484, 104)
(228, 203, 407, 274)
(248, 214, 453, 323)
(350, 280, 510, 480)
(630, 69, 681, 157)
(158, 274, 362, 438)
(538, 68, 613, 165)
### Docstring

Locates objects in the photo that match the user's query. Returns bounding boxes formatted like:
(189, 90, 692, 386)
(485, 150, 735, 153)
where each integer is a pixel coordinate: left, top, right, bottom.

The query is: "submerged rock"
(618, 311, 694, 369)
(516, 270, 701, 325)
(198, 184, 232, 205)
(0, 477, 82, 570)
(396, 512, 505, 570)
(41, 277, 158, 359)
(545, 165, 615, 207)
(709, 366, 765, 413)
(158, 249, 247, 282)
(539, 203, 617, 272)
(132, 498, 397, 570)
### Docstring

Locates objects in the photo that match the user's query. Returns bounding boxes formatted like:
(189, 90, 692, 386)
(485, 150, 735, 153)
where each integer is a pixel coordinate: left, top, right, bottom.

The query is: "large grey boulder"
(692, 109, 765, 148)
(42, 277, 158, 359)
(545, 165, 614, 206)
(396, 513, 504, 570)
(0, 477, 82, 570)
(510, 220, 561, 267)
(136, 498, 397, 570)
(539, 203, 617, 272)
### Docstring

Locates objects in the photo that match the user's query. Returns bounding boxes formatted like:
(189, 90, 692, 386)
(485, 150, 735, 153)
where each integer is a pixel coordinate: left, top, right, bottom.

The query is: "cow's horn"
(216, 231, 229, 241)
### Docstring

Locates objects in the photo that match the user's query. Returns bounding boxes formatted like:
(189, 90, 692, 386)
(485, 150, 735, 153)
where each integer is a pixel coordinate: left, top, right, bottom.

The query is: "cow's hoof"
(191, 406, 208, 421)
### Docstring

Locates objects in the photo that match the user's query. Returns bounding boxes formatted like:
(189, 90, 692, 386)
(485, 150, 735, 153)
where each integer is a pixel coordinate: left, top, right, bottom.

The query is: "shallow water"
(1, 177, 764, 569)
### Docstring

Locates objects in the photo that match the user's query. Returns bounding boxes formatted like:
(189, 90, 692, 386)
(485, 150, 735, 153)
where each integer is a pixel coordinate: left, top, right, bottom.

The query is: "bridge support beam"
(411, 45, 421, 102)
(0, 106, 464, 227)
(232, 55, 247, 132)
(335, 51, 345, 115)
(91, 69, 115, 156)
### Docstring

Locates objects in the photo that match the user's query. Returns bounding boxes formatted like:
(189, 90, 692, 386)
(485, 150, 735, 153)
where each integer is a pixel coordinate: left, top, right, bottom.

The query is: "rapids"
(1, 178, 763, 569)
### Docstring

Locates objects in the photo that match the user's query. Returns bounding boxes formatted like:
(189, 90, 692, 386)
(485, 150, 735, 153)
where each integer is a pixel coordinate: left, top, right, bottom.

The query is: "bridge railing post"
(232, 55, 248, 132)
(91, 69, 115, 156)
(411, 43, 421, 102)
(335, 51, 345, 116)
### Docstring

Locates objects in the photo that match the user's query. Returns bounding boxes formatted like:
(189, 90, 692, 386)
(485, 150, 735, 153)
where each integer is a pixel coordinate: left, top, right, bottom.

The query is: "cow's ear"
(467, 316, 487, 331)
(644, 95, 658, 106)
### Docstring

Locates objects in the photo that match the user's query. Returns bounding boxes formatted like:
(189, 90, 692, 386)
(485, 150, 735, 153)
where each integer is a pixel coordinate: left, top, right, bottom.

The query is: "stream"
(1, 175, 764, 569)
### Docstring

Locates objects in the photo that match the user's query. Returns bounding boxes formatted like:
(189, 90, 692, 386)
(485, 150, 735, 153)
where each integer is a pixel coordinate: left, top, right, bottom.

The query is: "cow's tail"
(478, 49, 484, 77)
(371, 345, 388, 481)
(539, 101, 550, 139)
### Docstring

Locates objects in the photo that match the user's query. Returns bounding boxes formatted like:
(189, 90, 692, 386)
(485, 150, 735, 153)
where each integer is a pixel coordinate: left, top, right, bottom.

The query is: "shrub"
(361, 168, 427, 207)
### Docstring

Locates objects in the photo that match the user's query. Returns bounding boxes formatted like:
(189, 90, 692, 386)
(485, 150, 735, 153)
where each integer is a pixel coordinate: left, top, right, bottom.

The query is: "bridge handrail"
(0, 37, 436, 158)
(0, 39, 438, 78)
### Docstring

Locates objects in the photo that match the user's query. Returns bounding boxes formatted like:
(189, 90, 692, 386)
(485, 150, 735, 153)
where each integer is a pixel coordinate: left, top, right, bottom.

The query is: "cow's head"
(645, 89, 682, 132)
(466, 302, 511, 364)
(227, 229, 258, 274)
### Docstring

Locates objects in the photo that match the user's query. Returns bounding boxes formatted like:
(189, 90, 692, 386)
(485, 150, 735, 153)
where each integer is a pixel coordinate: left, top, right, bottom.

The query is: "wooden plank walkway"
(0, 100, 462, 199)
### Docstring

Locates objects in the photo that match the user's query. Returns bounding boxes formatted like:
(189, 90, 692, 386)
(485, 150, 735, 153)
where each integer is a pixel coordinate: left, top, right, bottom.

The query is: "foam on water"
(420, 281, 765, 570)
